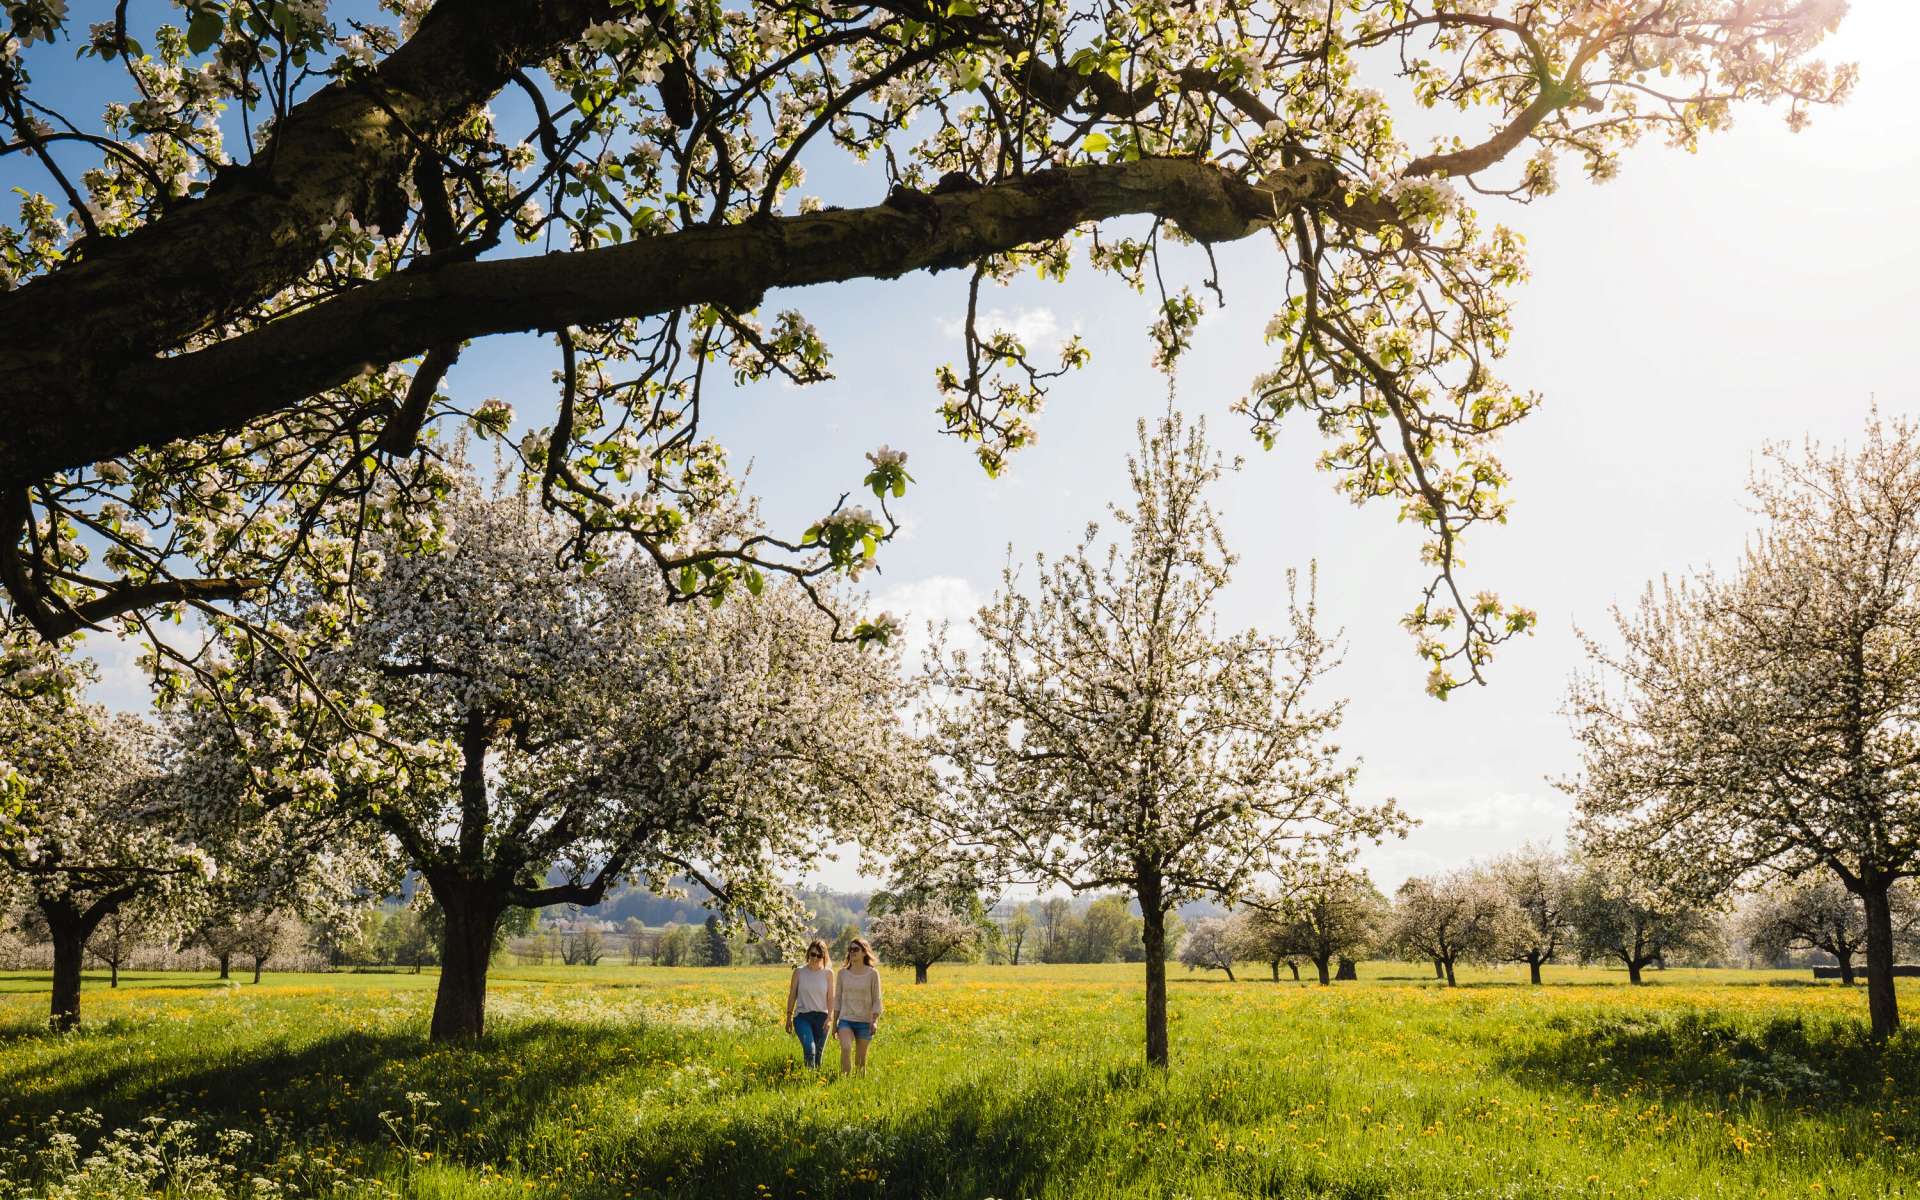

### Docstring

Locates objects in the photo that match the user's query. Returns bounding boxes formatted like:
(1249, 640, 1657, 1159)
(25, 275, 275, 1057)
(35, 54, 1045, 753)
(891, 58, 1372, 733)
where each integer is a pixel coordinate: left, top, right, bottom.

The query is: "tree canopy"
(1568, 414, 1920, 1035)
(918, 414, 1403, 1064)
(179, 471, 911, 1038)
(0, 0, 1853, 699)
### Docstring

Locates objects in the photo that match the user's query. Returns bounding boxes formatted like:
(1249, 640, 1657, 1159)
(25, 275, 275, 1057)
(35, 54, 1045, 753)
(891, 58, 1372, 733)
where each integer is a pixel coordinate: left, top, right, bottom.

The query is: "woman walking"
(785, 939, 836, 1069)
(833, 937, 884, 1076)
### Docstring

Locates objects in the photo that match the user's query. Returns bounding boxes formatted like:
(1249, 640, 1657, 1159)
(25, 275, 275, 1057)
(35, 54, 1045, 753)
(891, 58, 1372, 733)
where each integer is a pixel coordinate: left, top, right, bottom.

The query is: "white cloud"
(78, 628, 155, 715)
(869, 574, 985, 668)
(937, 306, 1076, 359)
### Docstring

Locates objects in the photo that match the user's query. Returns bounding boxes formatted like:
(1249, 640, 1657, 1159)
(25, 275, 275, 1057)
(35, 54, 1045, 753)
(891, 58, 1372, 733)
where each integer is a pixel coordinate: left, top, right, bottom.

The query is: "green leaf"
(678, 566, 699, 595)
(187, 10, 224, 55)
(1083, 132, 1110, 153)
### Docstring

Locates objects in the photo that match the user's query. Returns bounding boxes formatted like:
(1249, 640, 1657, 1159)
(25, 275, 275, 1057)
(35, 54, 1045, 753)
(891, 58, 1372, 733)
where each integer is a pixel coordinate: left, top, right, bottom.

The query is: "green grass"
(0, 961, 1915, 1198)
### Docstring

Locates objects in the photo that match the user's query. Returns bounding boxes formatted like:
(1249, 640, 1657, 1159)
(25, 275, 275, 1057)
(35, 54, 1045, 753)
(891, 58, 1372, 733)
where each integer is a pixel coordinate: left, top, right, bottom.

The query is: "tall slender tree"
(1569, 414, 1920, 1036)
(921, 414, 1404, 1066)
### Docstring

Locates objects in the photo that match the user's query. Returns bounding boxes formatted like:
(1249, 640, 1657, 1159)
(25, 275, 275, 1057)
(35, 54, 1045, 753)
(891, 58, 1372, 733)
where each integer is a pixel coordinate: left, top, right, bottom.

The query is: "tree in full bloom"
(867, 906, 977, 984)
(0, 690, 212, 1029)
(1177, 916, 1238, 981)
(1564, 860, 1720, 985)
(186, 473, 913, 1039)
(919, 414, 1405, 1066)
(1256, 863, 1388, 986)
(1736, 876, 1900, 983)
(1489, 844, 1574, 985)
(1568, 413, 1920, 1036)
(0, 1, 1855, 702)
(1387, 869, 1524, 987)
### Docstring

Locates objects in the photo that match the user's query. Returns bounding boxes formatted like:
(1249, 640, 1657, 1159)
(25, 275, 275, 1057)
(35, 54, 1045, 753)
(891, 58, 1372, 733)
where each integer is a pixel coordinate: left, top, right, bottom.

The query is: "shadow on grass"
(543, 1060, 1399, 1200)
(1497, 1009, 1920, 1114)
(0, 1016, 734, 1160)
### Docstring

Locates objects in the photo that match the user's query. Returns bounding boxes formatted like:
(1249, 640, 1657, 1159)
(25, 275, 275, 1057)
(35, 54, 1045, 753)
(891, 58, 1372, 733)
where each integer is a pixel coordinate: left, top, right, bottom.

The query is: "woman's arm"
(871, 969, 883, 1023)
(784, 969, 798, 1029)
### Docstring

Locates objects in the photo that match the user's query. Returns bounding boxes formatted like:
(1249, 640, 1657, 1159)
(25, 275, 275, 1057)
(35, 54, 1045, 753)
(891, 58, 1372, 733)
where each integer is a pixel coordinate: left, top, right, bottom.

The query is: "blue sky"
(47, 1, 1920, 893)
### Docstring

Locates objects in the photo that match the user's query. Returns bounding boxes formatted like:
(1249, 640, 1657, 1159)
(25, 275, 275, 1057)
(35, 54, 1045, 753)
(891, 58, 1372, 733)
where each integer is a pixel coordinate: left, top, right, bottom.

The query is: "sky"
(57, 1, 1920, 895)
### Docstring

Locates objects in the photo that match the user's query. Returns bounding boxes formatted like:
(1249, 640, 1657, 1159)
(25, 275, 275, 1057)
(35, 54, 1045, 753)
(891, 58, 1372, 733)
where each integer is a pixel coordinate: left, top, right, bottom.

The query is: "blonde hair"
(844, 937, 877, 968)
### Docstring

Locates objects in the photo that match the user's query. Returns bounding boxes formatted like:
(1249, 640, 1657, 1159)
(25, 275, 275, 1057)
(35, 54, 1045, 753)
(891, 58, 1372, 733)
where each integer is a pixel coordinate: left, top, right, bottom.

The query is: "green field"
(1, 962, 1915, 1199)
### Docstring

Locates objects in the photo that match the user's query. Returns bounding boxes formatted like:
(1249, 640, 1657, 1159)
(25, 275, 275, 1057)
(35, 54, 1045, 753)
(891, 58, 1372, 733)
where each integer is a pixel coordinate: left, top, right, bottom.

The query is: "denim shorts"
(836, 1018, 875, 1040)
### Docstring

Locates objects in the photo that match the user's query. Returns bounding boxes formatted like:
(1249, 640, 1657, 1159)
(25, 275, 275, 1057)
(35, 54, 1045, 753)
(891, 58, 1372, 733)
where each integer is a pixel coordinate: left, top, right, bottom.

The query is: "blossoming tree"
(1564, 860, 1719, 984)
(1260, 863, 1388, 986)
(1489, 844, 1574, 985)
(1387, 868, 1522, 987)
(189, 475, 913, 1039)
(1568, 414, 1920, 1036)
(0, 690, 211, 1029)
(0, 1, 1853, 702)
(867, 906, 977, 984)
(919, 415, 1405, 1066)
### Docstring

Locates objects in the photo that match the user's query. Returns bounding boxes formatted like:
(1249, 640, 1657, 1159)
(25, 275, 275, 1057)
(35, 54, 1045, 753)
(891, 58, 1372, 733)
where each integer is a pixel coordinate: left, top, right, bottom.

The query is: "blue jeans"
(793, 1011, 828, 1067)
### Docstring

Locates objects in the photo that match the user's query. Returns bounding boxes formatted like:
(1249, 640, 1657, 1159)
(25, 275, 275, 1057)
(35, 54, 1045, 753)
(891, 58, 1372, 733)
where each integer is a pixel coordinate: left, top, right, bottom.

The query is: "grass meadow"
(0, 961, 1916, 1199)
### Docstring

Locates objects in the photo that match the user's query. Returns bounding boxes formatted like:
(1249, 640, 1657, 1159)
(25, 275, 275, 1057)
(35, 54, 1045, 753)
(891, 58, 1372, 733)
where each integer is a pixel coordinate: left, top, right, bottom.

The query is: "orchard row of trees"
(11, 410, 1920, 1064)
(1176, 851, 1917, 989)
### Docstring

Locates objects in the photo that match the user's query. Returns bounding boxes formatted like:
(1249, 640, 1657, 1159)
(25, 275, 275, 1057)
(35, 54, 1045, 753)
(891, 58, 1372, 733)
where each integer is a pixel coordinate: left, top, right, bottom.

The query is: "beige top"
(836, 965, 884, 1022)
(790, 964, 833, 1014)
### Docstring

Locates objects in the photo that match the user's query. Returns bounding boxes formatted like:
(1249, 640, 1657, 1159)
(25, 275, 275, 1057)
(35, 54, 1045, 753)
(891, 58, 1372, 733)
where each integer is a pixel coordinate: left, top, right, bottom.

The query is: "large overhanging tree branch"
(0, 0, 1854, 698)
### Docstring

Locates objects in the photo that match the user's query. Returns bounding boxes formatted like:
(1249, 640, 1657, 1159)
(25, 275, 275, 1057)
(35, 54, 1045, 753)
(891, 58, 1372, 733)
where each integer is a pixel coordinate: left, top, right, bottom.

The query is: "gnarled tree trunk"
(1862, 887, 1900, 1038)
(1528, 954, 1543, 986)
(1314, 955, 1331, 986)
(48, 923, 86, 1033)
(429, 877, 506, 1042)
(913, 962, 930, 984)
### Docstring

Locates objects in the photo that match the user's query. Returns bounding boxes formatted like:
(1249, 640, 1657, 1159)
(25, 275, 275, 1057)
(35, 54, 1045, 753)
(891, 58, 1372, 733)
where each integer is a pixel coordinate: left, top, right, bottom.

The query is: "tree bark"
(0, 156, 1378, 488)
(1314, 956, 1331, 986)
(1137, 869, 1170, 1069)
(1528, 955, 1543, 986)
(1627, 959, 1644, 985)
(217, 952, 231, 980)
(1433, 958, 1445, 979)
(1288, 961, 1300, 981)
(109, 959, 118, 988)
(252, 957, 265, 985)
(1222, 963, 1235, 982)
(1442, 957, 1457, 987)
(1862, 886, 1901, 1038)
(1835, 948, 1856, 986)
(49, 924, 85, 1032)
(914, 962, 929, 984)
(429, 879, 506, 1042)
